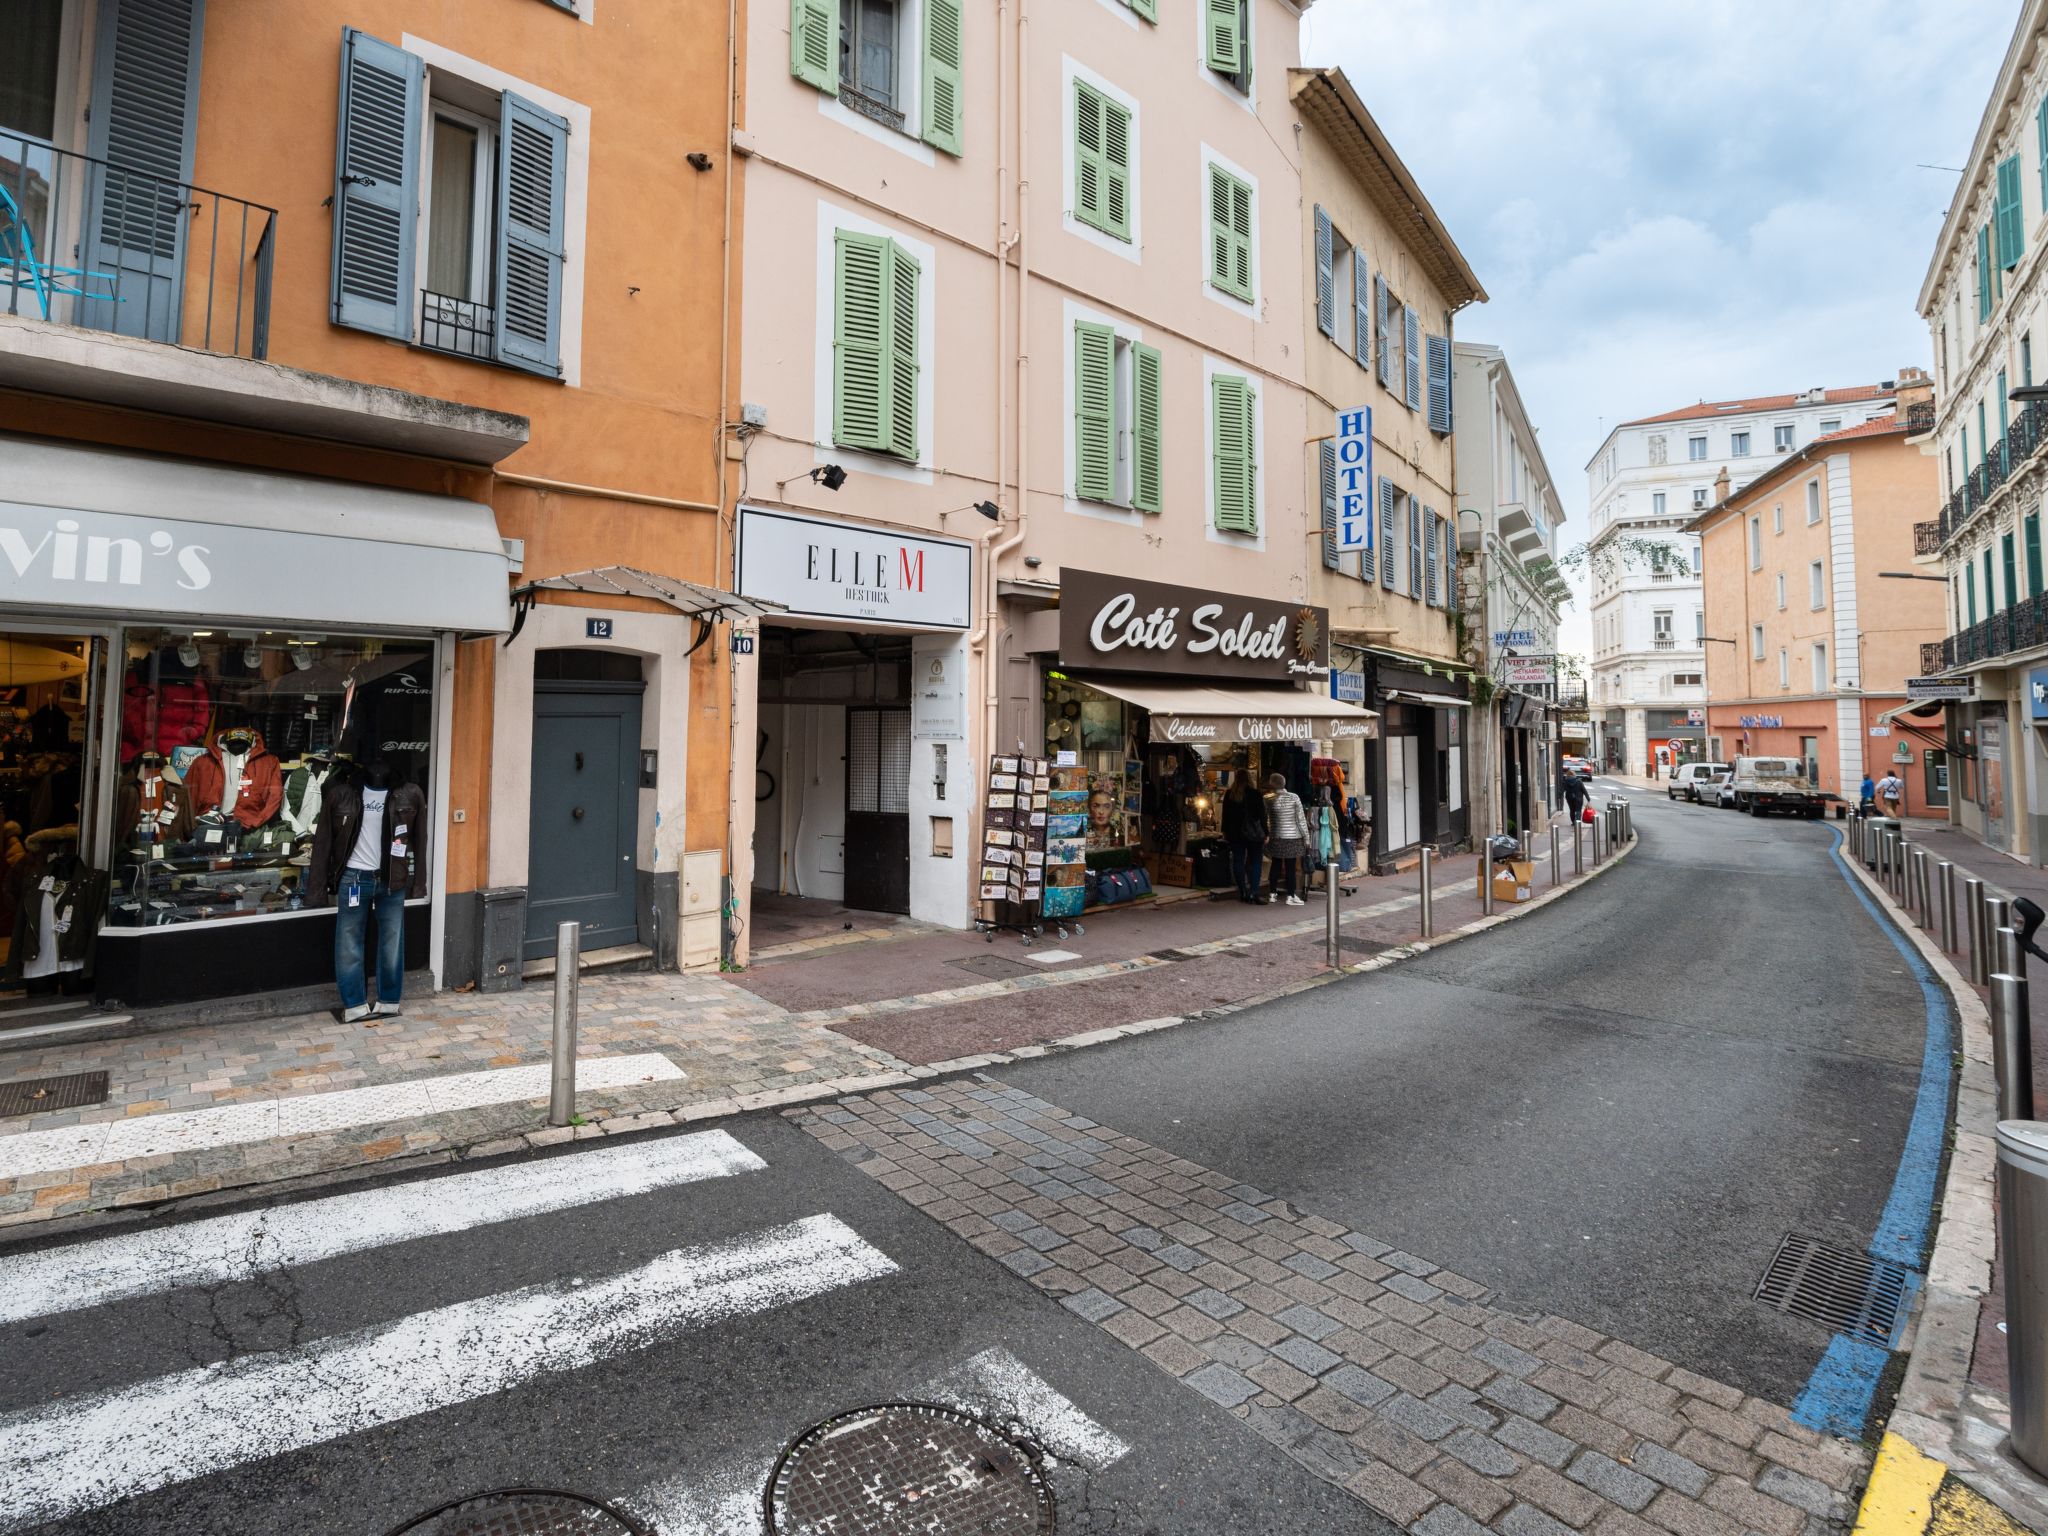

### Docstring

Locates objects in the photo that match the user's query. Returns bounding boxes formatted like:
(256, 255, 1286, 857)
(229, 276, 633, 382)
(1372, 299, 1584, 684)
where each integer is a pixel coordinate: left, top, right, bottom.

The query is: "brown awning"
(1078, 678, 1380, 745)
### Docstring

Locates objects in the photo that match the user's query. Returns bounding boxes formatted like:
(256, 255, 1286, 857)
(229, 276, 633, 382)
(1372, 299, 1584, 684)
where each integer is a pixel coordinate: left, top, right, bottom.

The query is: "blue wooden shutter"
(1441, 515, 1458, 613)
(1319, 439, 1339, 568)
(81, 0, 205, 343)
(495, 91, 570, 376)
(1426, 334, 1451, 435)
(1403, 305, 1422, 411)
(1373, 274, 1390, 386)
(1313, 206, 1335, 339)
(1409, 495, 1422, 596)
(1352, 248, 1370, 368)
(331, 27, 422, 341)
(1424, 508, 1440, 605)
(1378, 476, 1396, 589)
(921, 0, 964, 155)
(790, 0, 838, 93)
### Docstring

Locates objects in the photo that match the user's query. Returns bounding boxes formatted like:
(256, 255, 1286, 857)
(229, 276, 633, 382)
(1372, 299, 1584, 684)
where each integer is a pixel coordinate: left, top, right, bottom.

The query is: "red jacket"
(183, 732, 284, 829)
(121, 675, 212, 761)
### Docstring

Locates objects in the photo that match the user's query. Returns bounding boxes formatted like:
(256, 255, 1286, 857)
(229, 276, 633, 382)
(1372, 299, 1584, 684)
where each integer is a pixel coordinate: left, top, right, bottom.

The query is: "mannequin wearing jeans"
(323, 759, 412, 1024)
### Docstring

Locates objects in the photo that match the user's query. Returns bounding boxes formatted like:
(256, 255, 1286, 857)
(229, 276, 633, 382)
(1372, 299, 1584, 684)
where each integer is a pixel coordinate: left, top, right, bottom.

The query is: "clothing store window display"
(308, 751, 427, 1022)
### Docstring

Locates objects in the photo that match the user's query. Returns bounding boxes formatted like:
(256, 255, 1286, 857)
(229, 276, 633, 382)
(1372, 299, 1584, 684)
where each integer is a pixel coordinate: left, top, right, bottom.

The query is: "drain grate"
(946, 954, 1038, 981)
(1339, 936, 1391, 956)
(0, 1071, 110, 1119)
(1753, 1233, 1918, 1346)
(766, 1402, 1054, 1535)
(1147, 948, 1200, 963)
(383, 1488, 647, 1536)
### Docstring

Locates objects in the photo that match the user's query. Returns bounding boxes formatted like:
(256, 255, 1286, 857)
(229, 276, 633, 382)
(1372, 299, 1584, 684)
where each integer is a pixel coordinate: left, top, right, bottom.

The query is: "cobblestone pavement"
(792, 1078, 1870, 1536)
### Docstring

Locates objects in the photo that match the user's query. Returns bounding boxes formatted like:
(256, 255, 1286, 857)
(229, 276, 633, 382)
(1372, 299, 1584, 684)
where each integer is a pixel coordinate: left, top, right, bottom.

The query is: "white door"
(1402, 735, 1422, 844)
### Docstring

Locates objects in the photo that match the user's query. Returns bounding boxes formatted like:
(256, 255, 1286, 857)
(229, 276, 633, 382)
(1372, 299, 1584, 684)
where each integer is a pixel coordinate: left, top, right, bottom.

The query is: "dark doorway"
(844, 705, 911, 913)
(526, 653, 644, 959)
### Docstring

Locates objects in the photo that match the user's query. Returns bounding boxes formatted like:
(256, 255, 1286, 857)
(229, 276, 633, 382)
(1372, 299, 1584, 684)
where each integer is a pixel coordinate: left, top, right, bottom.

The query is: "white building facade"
(1452, 343, 1569, 836)
(1584, 384, 1901, 775)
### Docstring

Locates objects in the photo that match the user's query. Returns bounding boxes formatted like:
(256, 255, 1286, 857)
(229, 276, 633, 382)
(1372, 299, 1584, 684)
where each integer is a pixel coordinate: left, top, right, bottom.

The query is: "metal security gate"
(843, 706, 910, 914)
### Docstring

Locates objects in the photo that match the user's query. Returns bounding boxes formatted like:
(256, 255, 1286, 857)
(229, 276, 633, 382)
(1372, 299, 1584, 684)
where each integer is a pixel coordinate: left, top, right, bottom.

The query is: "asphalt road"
(0, 788, 1943, 1532)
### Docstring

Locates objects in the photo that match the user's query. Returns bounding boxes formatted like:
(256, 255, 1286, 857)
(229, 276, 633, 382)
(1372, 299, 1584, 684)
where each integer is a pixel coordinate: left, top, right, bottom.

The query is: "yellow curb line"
(1854, 1432, 1947, 1535)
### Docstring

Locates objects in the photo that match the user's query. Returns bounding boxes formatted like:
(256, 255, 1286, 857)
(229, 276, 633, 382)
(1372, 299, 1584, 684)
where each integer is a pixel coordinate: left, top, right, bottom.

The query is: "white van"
(1668, 762, 1729, 803)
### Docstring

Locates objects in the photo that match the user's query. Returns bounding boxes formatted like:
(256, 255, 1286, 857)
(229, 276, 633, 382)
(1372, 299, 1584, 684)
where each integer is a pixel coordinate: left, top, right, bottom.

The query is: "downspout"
(717, 0, 744, 966)
(979, 0, 1029, 764)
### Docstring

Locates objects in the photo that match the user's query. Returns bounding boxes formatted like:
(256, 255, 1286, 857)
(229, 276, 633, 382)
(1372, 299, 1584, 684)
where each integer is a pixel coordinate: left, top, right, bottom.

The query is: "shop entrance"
(845, 705, 911, 913)
(526, 652, 644, 960)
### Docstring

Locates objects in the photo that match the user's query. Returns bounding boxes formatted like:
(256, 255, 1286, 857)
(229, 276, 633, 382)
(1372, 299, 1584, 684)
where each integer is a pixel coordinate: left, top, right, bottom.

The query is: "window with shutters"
(1998, 155, 2024, 271)
(1071, 75, 1135, 244)
(832, 227, 921, 462)
(1312, 209, 1367, 360)
(1070, 317, 1159, 511)
(1210, 372, 1257, 535)
(1206, 0, 1251, 96)
(1203, 155, 1255, 305)
(791, 0, 963, 156)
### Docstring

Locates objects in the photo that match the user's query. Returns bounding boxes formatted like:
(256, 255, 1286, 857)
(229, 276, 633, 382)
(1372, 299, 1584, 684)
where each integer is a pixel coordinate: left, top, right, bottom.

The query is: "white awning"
(1077, 677, 1379, 744)
(0, 433, 514, 633)
(1877, 701, 1948, 728)
(1387, 689, 1471, 709)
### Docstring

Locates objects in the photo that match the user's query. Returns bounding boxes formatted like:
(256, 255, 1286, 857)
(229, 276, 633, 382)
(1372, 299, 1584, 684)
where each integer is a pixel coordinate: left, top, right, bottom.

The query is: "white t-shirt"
(348, 786, 388, 872)
(1877, 775, 1905, 801)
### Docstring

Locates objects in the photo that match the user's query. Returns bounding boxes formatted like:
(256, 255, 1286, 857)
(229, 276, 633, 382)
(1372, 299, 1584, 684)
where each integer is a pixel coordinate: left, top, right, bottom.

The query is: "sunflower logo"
(1293, 608, 1322, 661)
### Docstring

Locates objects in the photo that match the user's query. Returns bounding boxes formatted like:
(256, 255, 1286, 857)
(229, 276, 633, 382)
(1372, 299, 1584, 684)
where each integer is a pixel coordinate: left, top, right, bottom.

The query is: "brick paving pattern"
(791, 1079, 1870, 1536)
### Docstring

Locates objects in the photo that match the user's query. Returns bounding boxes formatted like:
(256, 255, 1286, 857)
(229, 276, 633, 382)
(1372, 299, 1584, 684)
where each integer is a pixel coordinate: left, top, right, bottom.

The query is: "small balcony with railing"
(1936, 399, 2048, 547)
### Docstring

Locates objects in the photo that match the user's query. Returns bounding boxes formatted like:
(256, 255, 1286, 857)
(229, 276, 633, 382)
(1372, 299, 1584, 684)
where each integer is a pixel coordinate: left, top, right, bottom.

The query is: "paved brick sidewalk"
(793, 1078, 1867, 1536)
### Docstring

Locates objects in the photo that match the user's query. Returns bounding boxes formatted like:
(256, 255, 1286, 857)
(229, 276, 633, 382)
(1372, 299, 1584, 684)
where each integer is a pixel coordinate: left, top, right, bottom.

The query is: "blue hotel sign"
(1334, 407, 1373, 553)
(1331, 670, 1366, 703)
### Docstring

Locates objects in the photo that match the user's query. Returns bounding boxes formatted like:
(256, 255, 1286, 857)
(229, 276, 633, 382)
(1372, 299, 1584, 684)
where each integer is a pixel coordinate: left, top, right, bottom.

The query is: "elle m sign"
(736, 506, 972, 629)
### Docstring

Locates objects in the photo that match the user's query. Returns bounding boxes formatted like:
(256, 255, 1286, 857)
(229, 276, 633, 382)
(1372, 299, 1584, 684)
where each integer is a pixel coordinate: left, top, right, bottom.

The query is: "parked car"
(1715, 775, 1738, 809)
(1668, 762, 1730, 802)
(1561, 756, 1596, 782)
(1729, 756, 1825, 818)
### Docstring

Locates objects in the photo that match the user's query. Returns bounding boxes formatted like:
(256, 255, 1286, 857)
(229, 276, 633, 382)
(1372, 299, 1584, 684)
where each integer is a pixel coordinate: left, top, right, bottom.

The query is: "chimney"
(1713, 466, 1732, 506)
(1894, 365, 1934, 420)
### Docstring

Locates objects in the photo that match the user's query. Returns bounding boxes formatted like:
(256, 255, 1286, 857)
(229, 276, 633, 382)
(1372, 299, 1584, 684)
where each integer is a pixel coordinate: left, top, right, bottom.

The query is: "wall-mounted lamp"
(1023, 555, 1043, 568)
(686, 151, 714, 172)
(975, 500, 1000, 521)
(776, 464, 848, 496)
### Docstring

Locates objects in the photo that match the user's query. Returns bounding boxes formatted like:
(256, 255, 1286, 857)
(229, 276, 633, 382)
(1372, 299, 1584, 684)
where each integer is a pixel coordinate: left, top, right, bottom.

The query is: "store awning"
(1078, 677, 1380, 744)
(1877, 700, 1949, 728)
(1387, 689, 1471, 709)
(0, 432, 514, 634)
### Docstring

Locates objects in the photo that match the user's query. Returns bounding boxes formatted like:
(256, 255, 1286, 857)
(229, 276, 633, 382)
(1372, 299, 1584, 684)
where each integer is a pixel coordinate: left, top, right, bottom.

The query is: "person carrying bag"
(1220, 772, 1268, 904)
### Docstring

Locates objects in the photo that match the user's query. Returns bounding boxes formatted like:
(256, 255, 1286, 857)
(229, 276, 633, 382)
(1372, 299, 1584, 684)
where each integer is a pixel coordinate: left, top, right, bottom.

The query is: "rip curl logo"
(385, 672, 432, 695)
(0, 518, 211, 591)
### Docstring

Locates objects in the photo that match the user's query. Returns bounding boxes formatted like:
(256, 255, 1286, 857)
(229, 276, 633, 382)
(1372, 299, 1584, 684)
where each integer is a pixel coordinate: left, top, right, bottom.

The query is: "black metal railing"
(1945, 592, 2048, 668)
(2, 130, 274, 359)
(1915, 520, 1942, 555)
(1935, 402, 2048, 547)
(1907, 401, 1935, 434)
(419, 289, 495, 362)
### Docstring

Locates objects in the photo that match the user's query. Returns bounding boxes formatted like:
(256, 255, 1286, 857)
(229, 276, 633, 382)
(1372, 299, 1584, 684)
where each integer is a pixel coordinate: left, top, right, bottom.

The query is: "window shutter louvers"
(1403, 305, 1421, 411)
(83, 0, 206, 343)
(921, 0, 964, 155)
(1073, 322, 1116, 501)
(1999, 156, 2025, 270)
(1205, 0, 1241, 72)
(1426, 334, 1451, 435)
(1211, 375, 1256, 533)
(1319, 439, 1339, 569)
(790, 0, 838, 93)
(1103, 96, 1132, 239)
(1075, 84, 1106, 230)
(1313, 206, 1335, 339)
(886, 244, 920, 460)
(1409, 495, 1422, 597)
(1424, 509, 1439, 604)
(1373, 274, 1390, 385)
(331, 28, 422, 342)
(1351, 248, 1370, 368)
(1133, 342, 1163, 513)
(2029, 513, 2044, 597)
(2039, 99, 2048, 213)
(494, 91, 570, 376)
(1980, 224, 1995, 321)
(1129, 0, 1155, 20)
(834, 231, 892, 453)
(1378, 477, 1396, 589)
(1442, 516, 1458, 613)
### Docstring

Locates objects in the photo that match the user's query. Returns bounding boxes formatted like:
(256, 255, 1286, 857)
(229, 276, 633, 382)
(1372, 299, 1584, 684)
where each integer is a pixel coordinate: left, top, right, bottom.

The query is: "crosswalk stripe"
(0, 1130, 767, 1326)
(0, 1052, 685, 1179)
(0, 1213, 895, 1532)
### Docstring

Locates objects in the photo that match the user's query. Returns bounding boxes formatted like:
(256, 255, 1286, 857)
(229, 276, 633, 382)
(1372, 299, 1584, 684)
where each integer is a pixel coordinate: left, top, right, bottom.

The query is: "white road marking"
(0, 1052, 685, 1180)
(628, 1347, 1129, 1534)
(0, 1130, 766, 1325)
(0, 1214, 894, 1533)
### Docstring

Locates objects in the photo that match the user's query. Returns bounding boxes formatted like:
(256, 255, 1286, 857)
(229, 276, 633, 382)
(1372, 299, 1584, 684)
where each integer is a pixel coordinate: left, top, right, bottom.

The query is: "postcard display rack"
(976, 752, 1075, 943)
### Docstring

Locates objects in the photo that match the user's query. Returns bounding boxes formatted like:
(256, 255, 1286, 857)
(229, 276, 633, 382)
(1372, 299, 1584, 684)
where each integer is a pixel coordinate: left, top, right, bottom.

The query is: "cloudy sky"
(1300, 0, 2015, 653)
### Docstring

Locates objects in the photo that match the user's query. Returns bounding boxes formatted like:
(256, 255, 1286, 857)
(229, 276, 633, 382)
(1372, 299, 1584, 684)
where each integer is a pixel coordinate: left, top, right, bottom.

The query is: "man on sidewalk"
(1877, 769, 1905, 820)
(1560, 766, 1588, 824)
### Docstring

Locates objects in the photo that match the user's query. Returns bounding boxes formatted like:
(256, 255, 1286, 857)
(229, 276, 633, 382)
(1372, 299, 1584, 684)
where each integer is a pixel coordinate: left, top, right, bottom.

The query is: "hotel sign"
(1060, 569, 1331, 681)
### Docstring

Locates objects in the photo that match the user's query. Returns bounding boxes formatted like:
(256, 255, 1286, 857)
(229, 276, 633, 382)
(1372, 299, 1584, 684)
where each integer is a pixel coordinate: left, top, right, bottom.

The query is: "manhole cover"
(383, 1489, 646, 1536)
(946, 954, 1037, 981)
(1754, 1233, 1919, 1346)
(1146, 947, 1199, 963)
(1339, 936, 1391, 956)
(765, 1402, 1055, 1535)
(0, 1071, 110, 1118)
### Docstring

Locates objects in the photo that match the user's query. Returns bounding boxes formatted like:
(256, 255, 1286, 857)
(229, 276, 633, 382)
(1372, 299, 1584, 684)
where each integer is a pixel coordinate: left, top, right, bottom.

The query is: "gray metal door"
(526, 683, 641, 959)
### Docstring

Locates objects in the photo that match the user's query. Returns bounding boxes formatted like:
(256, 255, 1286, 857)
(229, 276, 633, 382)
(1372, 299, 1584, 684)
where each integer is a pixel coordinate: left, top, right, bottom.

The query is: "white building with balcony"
(1584, 381, 1903, 775)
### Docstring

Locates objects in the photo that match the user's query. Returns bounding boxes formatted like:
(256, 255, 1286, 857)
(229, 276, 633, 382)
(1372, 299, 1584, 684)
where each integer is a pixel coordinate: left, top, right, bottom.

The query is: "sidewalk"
(0, 823, 1628, 1234)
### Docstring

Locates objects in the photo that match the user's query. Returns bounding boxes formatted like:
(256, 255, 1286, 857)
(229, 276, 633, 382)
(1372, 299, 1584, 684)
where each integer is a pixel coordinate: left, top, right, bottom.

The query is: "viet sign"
(1906, 675, 1976, 703)
(736, 506, 973, 629)
(1059, 569, 1332, 681)
(1502, 656, 1553, 687)
(1334, 407, 1373, 552)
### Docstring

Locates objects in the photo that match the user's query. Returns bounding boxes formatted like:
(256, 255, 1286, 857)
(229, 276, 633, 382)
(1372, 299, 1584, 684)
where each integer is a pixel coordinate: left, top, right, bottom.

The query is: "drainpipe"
(716, 0, 744, 966)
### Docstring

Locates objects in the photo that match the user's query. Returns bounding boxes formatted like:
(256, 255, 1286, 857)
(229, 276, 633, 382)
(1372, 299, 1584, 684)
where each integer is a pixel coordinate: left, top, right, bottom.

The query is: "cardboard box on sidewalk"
(1479, 859, 1535, 905)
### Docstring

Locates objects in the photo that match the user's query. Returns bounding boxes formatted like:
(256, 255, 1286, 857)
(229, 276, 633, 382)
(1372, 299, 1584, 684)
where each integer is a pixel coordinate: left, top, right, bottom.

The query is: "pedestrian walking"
(1264, 773, 1308, 905)
(1220, 772, 1268, 904)
(1877, 769, 1905, 820)
(1859, 773, 1876, 815)
(1560, 767, 1587, 822)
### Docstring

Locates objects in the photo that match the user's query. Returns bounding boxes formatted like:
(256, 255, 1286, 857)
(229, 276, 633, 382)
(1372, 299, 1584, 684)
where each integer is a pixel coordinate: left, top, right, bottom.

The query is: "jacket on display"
(306, 775, 428, 906)
(5, 850, 107, 979)
(114, 763, 196, 848)
(183, 731, 284, 829)
(120, 672, 212, 760)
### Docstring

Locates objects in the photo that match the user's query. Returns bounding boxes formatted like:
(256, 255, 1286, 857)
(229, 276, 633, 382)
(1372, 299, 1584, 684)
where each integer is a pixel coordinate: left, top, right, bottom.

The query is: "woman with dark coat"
(1220, 772, 1268, 903)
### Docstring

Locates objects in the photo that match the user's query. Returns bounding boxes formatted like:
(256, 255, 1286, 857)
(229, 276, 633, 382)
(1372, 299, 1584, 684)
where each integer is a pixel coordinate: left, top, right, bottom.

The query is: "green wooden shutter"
(1102, 95, 1132, 239)
(331, 28, 422, 341)
(1426, 334, 1451, 434)
(1207, 166, 1252, 301)
(1128, 0, 1155, 20)
(2039, 98, 2048, 213)
(1205, 0, 1241, 72)
(886, 242, 919, 460)
(1378, 476, 1395, 589)
(1403, 305, 1421, 411)
(83, 0, 206, 344)
(1373, 274, 1389, 386)
(790, 0, 837, 93)
(1980, 224, 1995, 320)
(2028, 512, 2043, 597)
(1211, 375, 1256, 533)
(1133, 342, 1163, 513)
(1313, 206, 1335, 339)
(1074, 321, 1116, 501)
(834, 231, 891, 452)
(1968, 564, 1978, 625)
(1319, 439, 1339, 569)
(2006, 531, 2020, 610)
(495, 91, 570, 376)
(2000, 155, 2025, 270)
(922, 0, 964, 154)
(1352, 248, 1370, 368)
(1987, 546, 1998, 613)
(1075, 82, 1107, 232)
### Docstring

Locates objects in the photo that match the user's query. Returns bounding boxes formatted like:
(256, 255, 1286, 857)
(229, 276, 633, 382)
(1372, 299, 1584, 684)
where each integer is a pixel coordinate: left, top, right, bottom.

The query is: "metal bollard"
(1326, 843, 1341, 969)
(547, 920, 582, 1128)
(1966, 877, 1988, 984)
(1989, 897, 2013, 981)
(1997, 1122, 2048, 1477)
(1991, 970, 2038, 1122)
(1893, 835, 1909, 901)
(1594, 814, 1605, 865)
(1481, 839, 1494, 917)
(1419, 846, 1434, 938)
(1573, 821, 1584, 877)
(1915, 849, 1932, 925)
(2002, 925, 2026, 982)
(1939, 860, 1957, 953)
(1518, 831, 1530, 864)
(1550, 826, 1562, 889)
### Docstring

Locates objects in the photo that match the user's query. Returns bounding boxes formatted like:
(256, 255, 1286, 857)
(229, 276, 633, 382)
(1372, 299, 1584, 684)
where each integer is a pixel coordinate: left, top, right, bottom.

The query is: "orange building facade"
(1691, 408, 1948, 817)
(0, 0, 740, 1011)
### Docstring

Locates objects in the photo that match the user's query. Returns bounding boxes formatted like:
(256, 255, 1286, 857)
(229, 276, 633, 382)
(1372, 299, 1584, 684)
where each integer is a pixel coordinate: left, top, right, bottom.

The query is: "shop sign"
(1686, 708, 1705, 725)
(736, 506, 972, 629)
(1738, 714, 1783, 728)
(1334, 407, 1373, 551)
(1060, 568, 1330, 680)
(1331, 670, 1366, 703)
(1559, 720, 1591, 740)
(912, 652, 964, 740)
(1502, 656, 1553, 686)
(2031, 667, 2048, 723)
(1150, 712, 1378, 744)
(1493, 629, 1534, 648)
(1906, 675, 1975, 702)
(1869, 726, 1892, 737)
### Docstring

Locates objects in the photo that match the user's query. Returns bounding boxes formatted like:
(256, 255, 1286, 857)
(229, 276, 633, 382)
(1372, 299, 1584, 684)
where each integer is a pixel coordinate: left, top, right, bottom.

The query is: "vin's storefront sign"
(736, 506, 972, 629)
(1060, 569, 1331, 681)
